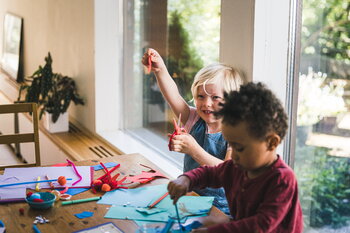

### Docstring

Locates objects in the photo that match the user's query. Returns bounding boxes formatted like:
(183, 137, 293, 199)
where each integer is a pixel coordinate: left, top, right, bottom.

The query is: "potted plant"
(17, 52, 84, 133)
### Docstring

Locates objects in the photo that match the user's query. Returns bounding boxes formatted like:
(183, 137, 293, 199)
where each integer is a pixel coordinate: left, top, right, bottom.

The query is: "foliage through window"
(295, 0, 350, 231)
(123, 0, 220, 166)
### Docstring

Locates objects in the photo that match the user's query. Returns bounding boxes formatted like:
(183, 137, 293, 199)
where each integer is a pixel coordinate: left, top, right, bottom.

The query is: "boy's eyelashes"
(230, 143, 245, 152)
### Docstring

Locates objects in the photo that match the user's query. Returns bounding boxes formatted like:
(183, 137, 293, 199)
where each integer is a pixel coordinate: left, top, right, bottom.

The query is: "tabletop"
(0, 153, 227, 233)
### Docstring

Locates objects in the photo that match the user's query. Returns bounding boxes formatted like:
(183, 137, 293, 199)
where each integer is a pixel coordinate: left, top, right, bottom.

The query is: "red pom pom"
(101, 183, 111, 192)
(57, 176, 67, 186)
(19, 208, 24, 215)
(92, 180, 103, 188)
(26, 192, 33, 197)
(33, 198, 44, 203)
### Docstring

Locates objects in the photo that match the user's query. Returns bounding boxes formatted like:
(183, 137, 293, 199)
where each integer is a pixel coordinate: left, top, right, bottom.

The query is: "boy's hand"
(141, 48, 166, 73)
(170, 133, 201, 155)
(191, 215, 230, 232)
(167, 176, 190, 204)
(191, 228, 208, 233)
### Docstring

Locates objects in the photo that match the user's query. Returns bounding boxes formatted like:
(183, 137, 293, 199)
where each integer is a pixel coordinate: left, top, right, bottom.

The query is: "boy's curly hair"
(216, 82, 288, 141)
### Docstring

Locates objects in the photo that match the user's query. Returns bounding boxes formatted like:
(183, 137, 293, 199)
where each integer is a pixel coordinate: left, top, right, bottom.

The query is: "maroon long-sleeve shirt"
(183, 156, 303, 233)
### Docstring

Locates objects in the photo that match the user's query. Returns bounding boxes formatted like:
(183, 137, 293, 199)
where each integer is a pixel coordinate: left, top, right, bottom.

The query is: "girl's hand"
(167, 176, 190, 204)
(141, 48, 166, 73)
(170, 133, 200, 155)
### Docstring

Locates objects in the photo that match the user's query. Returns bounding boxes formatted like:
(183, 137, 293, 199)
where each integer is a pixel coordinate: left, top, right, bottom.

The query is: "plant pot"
(43, 112, 69, 133)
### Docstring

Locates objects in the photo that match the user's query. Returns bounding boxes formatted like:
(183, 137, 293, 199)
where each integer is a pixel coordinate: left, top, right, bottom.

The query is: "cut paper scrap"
(56, 188, 89, 196)
(123, 164, 168, 186)
(136, 207, 168, 215)
(157, 196, 214, 219)
(98, 184, 169, 206)
(92, 162, 118, 171)
(105, 205, 170, 222)
(3, 166, 93, 189)
(99, 184, 214, 218)
(74, 211, 94, 219)
(102, 185, 214, 223)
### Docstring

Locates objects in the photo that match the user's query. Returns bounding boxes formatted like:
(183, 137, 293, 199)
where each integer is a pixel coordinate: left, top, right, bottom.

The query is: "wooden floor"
(0, 144, 24, 166)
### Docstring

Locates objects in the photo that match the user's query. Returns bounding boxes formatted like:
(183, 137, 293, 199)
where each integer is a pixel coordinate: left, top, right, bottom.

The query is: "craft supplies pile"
(0, 159, 213, 233)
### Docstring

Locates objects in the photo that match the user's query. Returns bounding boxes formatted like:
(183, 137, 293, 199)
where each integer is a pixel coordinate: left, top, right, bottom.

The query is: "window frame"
(94, 0, 297, 177)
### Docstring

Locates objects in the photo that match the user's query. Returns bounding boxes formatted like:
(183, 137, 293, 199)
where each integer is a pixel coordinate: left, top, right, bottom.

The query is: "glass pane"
(123, 0, 220, 164)
(295, 0, 350, 232)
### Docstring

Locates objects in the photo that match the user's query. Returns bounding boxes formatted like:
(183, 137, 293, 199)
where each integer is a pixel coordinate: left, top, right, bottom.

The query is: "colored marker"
(33, 224, 41, 233)
(0, 178, 72, 188)
(61, 196, 101, 206)
(148, 192, 169, 208)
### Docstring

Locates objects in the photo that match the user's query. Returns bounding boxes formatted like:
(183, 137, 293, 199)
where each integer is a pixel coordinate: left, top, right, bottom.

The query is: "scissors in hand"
(168, 113, 187, 151)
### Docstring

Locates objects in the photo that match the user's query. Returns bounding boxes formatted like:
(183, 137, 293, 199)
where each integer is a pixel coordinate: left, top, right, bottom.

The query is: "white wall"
(0, 0, 95, 132)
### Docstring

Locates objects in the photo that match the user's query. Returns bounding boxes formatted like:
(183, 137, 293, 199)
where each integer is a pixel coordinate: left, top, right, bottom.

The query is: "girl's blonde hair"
(191, 63, 244, 99)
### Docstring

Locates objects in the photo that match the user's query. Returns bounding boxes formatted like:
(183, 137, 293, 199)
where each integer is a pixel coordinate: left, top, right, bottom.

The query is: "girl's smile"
(194, 83, 224, 133)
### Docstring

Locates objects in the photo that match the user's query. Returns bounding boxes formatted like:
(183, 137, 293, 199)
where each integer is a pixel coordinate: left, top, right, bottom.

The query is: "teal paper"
(101, 184, 214, 223)
(136, 207, 168, 215)
(156, 196, 214, 219)
(105, 196, 214, 222)
(105, 205, 170, 222)
(98, 184, 168, 207)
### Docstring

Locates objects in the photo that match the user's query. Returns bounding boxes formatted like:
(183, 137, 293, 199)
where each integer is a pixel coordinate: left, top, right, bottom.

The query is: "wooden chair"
(0, 103, 41, 168)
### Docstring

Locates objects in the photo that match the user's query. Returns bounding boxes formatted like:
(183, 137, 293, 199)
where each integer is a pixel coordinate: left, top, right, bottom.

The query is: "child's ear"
(266, 134, 281, 151)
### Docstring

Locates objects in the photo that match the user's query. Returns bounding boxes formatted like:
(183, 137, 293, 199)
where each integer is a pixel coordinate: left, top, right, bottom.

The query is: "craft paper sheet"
(3, 166, 92, 189)
(0, 175, 27, 202)
(101, 184, 214, 222)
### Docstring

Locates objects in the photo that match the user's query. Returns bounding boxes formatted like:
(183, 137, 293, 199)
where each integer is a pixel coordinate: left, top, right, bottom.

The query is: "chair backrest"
(0, 103, 41, 168)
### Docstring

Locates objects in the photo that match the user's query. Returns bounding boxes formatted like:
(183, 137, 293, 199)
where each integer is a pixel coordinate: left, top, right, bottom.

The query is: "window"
(122, 0, 221, 169)
(294, 0, 350, 231)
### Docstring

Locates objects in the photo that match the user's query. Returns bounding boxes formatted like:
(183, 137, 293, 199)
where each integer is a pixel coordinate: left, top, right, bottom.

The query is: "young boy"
(167, 82, 303, 233)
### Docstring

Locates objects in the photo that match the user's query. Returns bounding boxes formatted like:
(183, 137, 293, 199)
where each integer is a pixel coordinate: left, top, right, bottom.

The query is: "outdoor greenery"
(168, 0, 220, 66)
(297, 0, 350, 231)
(18, 52, 84, 123)
(295, 146, 350, 229)
(301, 0, 350, 79)
(166, 11, 203, 102)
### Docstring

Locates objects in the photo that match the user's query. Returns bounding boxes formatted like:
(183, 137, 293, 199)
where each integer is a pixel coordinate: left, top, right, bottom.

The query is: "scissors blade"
(177, 113, 182, 128)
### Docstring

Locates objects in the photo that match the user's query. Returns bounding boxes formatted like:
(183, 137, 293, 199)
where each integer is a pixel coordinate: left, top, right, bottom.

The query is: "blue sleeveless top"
(184, 118, 230, 214)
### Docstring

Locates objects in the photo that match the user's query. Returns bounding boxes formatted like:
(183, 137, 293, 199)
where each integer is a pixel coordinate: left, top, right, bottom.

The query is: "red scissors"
(168, 113, 187, 151)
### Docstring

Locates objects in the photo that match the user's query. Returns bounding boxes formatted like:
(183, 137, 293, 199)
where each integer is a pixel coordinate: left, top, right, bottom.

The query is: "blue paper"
(92, 162, 118, 171)
(65, 188, 89, 195)
(74, 211, 94, 219)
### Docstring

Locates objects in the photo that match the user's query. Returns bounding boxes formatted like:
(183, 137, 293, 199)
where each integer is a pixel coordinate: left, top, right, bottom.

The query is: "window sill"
(97, 130, 183, 179)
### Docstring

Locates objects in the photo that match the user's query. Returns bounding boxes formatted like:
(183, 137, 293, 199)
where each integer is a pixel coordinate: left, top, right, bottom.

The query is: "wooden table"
(0, 153, 226, 233)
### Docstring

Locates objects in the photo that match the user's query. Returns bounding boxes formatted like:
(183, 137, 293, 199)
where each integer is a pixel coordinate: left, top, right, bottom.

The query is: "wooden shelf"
(43, 118, 124, 161)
